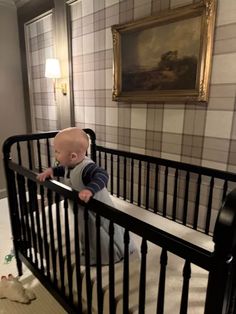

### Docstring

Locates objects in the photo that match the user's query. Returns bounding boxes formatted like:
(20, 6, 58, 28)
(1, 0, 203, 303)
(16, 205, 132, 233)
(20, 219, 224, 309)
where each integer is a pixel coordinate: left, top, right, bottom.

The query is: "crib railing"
(96, 145, 236, 236)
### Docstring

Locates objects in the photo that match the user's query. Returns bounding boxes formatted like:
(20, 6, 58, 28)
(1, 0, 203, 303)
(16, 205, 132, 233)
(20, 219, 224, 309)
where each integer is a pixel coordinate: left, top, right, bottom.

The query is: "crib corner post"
(205, 188, 236, 314)
(3, 139, 23, 276)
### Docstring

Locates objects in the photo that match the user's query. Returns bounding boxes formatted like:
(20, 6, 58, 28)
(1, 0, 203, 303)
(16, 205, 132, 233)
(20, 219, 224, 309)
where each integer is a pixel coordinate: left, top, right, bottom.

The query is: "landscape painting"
(112, 0, 216, 103)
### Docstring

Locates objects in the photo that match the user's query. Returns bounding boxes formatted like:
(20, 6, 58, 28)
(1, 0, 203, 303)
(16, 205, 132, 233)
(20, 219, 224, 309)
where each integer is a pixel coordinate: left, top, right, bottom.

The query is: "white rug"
(0, 197, 66, 314)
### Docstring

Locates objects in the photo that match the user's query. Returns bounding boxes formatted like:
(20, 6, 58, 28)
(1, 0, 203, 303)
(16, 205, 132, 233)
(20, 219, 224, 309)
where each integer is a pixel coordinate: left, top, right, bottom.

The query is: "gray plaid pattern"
(69, 0, 236, 172)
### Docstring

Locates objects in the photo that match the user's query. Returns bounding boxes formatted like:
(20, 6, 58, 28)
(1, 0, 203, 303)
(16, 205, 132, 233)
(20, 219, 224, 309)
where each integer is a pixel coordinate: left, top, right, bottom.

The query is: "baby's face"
(54, 137, 73, 167)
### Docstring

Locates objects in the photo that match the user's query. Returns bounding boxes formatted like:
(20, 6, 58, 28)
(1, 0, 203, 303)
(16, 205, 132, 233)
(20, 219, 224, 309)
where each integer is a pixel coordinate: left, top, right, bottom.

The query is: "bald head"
(54, 127, 89, 166)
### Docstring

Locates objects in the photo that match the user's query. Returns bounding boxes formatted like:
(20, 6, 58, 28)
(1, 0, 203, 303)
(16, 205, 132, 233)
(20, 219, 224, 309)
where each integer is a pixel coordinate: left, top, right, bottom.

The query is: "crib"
(3, 128, 236, 314)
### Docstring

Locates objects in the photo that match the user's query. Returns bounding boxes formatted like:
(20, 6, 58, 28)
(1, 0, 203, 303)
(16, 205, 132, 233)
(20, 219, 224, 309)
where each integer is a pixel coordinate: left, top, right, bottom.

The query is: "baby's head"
(54, 127, 89, 167)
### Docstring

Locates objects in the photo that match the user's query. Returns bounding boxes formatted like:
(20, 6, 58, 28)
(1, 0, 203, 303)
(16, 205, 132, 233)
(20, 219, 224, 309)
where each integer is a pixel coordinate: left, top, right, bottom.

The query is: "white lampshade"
(45, 58, 61, 78)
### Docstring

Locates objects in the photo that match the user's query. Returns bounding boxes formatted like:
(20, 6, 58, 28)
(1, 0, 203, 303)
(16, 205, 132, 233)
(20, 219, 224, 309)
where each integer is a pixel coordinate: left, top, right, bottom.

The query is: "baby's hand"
(79, 189, 93, 203)
(37, 168, 53, 182)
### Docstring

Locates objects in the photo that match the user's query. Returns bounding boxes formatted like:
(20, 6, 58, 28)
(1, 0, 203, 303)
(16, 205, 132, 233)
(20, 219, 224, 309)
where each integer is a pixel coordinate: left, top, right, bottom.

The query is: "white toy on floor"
(0, 274, 36, 303)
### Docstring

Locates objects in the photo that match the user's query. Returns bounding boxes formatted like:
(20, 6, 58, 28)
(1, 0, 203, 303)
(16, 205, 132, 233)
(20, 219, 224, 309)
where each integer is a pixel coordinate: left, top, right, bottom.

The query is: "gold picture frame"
(112, 0, 217, 103)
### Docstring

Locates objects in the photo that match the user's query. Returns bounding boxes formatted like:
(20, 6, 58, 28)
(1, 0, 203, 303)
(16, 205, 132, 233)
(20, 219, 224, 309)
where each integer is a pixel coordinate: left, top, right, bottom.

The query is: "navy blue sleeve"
(82, 163, 109, 195)
(53, 166, 65, 177)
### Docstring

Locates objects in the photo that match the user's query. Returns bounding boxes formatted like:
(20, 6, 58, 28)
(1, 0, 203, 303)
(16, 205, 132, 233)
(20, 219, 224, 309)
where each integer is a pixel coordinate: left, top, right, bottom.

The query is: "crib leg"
(16, 256, 23, 276)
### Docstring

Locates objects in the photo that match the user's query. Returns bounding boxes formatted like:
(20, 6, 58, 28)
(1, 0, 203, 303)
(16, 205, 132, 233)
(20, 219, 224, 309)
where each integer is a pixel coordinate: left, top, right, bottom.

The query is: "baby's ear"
(71, 152, 78, 160)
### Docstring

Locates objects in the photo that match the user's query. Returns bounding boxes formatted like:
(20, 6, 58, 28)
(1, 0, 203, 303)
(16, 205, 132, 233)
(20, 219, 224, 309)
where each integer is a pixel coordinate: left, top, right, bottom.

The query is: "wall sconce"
(45, 58, 67, 98)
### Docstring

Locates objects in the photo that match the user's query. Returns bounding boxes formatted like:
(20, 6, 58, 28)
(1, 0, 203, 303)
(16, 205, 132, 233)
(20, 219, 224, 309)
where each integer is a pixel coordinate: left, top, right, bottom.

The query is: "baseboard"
(0, 189, 7, 199)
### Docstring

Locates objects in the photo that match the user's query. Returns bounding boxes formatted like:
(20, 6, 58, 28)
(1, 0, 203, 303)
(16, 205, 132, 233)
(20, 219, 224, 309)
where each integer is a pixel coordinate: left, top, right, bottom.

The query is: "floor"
(0, 197, 67, 314)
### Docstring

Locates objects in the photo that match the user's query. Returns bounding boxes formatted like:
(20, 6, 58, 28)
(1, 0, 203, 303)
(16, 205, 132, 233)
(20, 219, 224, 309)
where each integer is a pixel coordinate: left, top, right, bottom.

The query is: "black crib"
(3, 129, 236, 314)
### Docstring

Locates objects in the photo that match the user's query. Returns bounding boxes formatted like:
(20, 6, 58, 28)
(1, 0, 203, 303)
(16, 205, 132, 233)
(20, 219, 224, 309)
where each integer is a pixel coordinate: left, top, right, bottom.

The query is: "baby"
(37, 127, 131, 265)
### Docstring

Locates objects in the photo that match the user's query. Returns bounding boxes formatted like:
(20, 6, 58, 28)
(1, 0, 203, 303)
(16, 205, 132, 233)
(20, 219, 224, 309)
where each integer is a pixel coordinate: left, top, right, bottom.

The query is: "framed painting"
(111, 0, 216, 103)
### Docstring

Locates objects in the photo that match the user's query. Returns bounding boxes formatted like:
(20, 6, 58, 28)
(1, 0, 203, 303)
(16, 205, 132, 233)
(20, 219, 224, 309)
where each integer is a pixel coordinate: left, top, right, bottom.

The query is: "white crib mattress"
(28, 196, 213, 314)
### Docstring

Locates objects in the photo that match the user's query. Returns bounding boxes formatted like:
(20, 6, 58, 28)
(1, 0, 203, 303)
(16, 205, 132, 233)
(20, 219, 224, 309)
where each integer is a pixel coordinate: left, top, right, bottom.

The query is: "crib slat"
(33, 183, 44, 271)
(17, 142, 22, 165)
(180, 260, 191, 314)
(205, 177, 214, 235)
(55, 193, 64, 295)
(46, 138, 51, 167)
(37, 139, 42, 172)
(138, 160, 142, 207)
(124, 157, 127, 200)
(154, 164, 159, 213)
(16, 174, 27, 253)
(222, 179, 228, 203)
(73, 199, 83, 313)
(193, 174, 201, 230)
(64, 199, 73, 303)
(104, 151, 107, 170)
(27, 140, 33, 170)
(111, 154, 114, 195)
(157, 249, 168, 314)
(109, 221, 115, 314)
(130, 158, 134, 203)
(145, 162, 150, 210)
(96, 214, 103, 314)
(47, 189, 57, 285)
(183, 171, 190, 225)
(117, 155, 120, 197)
(163, 166, 168, 217)
(172, 169, 178, 221)
(21, 178, 32, 260)
(28, 179, 39, 267)
(84, 206, 92, 314)
(123, 229, 130, 313)
(139, 239, 147, 313)
(98, 150, 101, 167)
(40, 185, 50, 278)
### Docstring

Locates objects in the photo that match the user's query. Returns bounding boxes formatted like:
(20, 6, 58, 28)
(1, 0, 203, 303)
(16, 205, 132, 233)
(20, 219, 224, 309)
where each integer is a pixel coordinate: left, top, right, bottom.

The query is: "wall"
(69, 0, 236, 173)
(0, 0, 26, 198)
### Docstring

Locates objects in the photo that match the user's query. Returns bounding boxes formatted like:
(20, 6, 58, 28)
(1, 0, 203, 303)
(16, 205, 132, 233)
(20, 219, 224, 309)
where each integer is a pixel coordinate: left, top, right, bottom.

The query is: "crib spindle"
(123, 229, 130, 313)
(64, 198, 73, 303)
(37, 139, 42, 172)
(193, 174, 201, 230)
(16, 174, 27, 253)
(27, 179, 39, 266)
(109, 221, 115, 314)
(138, 160, 142, 207)
(110, 154, 114, 195)
(145, 162, 150, 210)
(163, 166, 168, 217)
(154, 164, 159, 213)
(46, 138, 51, 167)
(40, 185, 50, 278)
(180, 260, 191, 314)
(27, 140, 33, 170)
(222, 179, 228, 203)
(205, 177, 214, 235)
(117, 155, 120, 198)
(47, 189, 57, 285)
(130, 158, 134, 203)
(123, 157, 127, 200)
(172, 169, 178, 221)
(73, 199, 83, 313)
(55, 193, 64, 295)
(183, 171, 190, 225)
(104, 151, 107, 170)
(139, 239, 147, 313)
(98, 150, 101, 167)
(84, 206, 92, 314)
(157, 249, 168, 314)
(33, 184, 44, 271)
(21, 178, 32, 260)
(95, 214, 103, 314)
(17, 142, 22, 165)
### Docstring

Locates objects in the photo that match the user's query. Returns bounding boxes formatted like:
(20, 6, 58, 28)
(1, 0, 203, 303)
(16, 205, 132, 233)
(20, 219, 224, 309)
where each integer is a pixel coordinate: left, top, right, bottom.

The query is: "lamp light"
(45, 58, 67, 97)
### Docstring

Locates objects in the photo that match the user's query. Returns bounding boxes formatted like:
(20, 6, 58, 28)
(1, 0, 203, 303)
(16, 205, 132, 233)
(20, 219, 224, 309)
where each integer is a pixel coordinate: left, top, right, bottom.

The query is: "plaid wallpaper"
(69, 0, 236, 173)
(26, 13, 58, 132)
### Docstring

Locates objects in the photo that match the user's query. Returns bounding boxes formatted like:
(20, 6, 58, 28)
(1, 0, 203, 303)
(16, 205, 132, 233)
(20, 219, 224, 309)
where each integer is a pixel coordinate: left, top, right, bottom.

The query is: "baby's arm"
(37, 168, 53, 182)
(37, 166, 65, 182)
(79, 163, 109, 203)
